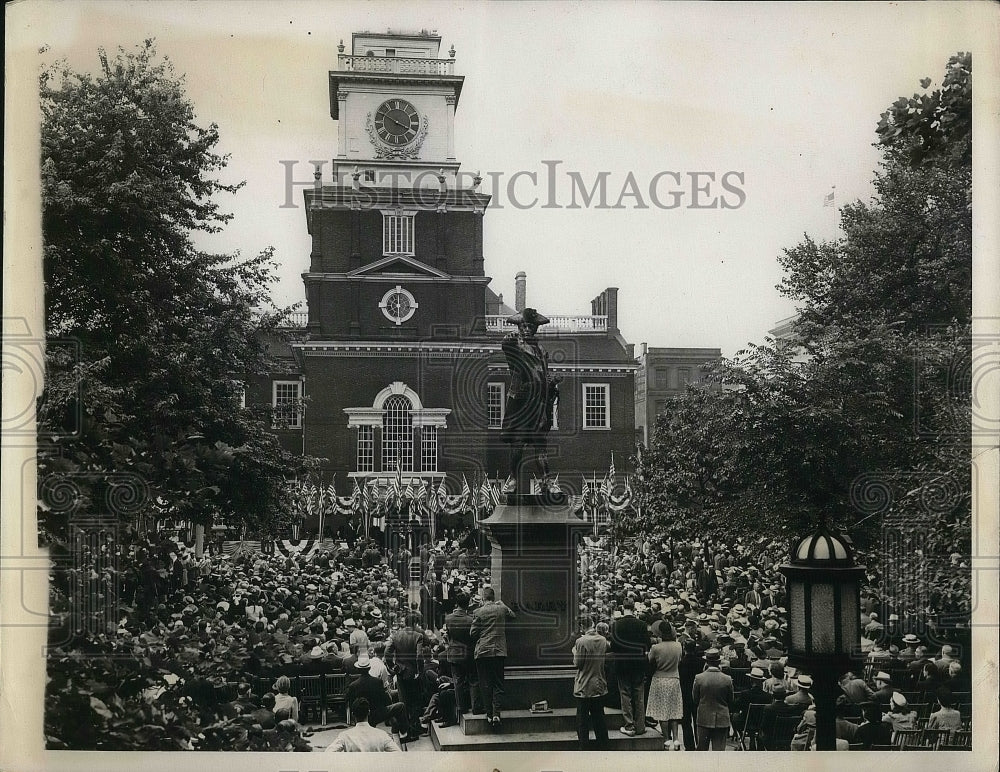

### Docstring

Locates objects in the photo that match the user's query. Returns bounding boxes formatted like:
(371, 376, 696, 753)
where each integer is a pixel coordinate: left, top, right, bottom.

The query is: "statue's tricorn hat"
(507, 307, 550, 326)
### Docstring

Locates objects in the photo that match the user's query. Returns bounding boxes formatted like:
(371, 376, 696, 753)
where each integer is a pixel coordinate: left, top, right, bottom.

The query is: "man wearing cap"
(572, 620, 610, 750)
(692, 648, 734, 750)
(443, 592, 483, 721)
(733, 666, 770, 732)
(500, 308, 561, 492)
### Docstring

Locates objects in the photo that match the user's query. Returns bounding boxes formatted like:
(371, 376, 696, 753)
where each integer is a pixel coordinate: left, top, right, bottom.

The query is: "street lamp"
(779, 523, 866, 751)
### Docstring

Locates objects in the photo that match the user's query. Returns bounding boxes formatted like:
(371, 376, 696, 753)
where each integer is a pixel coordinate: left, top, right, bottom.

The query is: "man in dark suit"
(386, 613, 433, 726)
(345, 654, 418, 742)
(609, 599, 651, 736)
(692, 648, 733, 750)
(443, 591, 482, 720)
(743, 582, 764, 610)
(678, 639, 703, 750)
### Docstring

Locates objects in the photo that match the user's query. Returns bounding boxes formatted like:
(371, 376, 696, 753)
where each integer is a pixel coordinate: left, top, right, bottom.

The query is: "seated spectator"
(854, 701, 891, 749)
(325, 698, 401, 752)
(760, 686, 800, 750)
(834, 697, 859, 742)
(871, 671, 894, 707)
(272, 675, 299, 722)
(926, 694, 963, 732)
(839, 670, 874, 704)
(934, 644, 959, 674)
(883, 692, 918, 733)
(789, 708, 816, 750)
(246, 692, 277, 730)
(915, 660, 947, 697)
(946, 661, 971, 693)
(784, 674, 812, 709)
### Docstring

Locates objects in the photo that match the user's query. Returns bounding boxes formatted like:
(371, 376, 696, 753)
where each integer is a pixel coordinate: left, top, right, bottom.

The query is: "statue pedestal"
(479, 493, 590, 707)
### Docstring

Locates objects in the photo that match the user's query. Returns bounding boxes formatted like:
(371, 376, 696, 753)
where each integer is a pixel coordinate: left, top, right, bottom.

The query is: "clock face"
(374, 99, 420, 146)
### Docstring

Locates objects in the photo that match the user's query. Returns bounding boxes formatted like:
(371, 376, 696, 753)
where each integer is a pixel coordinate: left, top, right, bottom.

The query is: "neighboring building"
(243, 31, 635, 530)
(634, 345, 721, 446)
(769, 312, 810, 364)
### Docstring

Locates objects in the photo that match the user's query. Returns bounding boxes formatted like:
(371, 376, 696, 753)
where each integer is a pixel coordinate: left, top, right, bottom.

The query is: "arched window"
(382, 394, 413, 471)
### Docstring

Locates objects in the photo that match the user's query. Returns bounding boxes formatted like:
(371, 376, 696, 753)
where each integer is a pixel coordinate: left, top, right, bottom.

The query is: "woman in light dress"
(647, 620, 684, 750)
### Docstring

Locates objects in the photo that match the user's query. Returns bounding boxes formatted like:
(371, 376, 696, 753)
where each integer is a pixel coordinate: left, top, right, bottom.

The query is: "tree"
(635, 54, 972, 617)
(37, 40, 307, 542)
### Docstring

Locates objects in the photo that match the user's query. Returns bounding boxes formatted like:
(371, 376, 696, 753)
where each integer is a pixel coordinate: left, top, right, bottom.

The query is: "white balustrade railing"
(338, 54, 455, 76)
(485, 315, 608, 333)
(285, 311, 309, 327)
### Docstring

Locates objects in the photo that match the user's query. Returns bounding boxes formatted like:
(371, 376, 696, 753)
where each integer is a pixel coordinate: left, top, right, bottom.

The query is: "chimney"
(515, 272, 526, 312)
(605, 287, 619, 333)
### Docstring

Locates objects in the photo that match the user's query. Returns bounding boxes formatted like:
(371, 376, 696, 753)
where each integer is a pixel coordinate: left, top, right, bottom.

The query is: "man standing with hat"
(443, 592, 482, 721)
(692, 648, 734, 750)
(610, 598, 651, 737)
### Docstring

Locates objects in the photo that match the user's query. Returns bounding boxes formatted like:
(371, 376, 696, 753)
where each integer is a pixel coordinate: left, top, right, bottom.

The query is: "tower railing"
(338, 54, 455, 76)
(485, 315, 608, 333)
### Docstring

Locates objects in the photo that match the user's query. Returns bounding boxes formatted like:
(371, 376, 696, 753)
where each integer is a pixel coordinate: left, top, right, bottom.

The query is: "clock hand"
(385, 115, 411, 132)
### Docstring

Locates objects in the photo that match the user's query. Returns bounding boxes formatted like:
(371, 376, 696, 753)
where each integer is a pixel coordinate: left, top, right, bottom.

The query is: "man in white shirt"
(325, 698, 401, 752)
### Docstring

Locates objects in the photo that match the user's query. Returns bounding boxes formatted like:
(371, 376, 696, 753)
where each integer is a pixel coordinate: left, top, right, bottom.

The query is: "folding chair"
(919, 728, 950, 750)
(871, 744, 898, 751)
(298, 674, 323, 725)
(736, 703, 766, 751)
(848, 742, 864, 751)
(892, 728, 923, 749)
(772, 715, 801, 751)
(324, 673, 348, 723)
(948, 730, 972, 748)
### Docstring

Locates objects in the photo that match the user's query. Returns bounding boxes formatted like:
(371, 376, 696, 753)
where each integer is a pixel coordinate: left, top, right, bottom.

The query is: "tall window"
(582, 383, 610, 430)
(678, 368, 692, 386)
(487, 383, 504, 429)
(383, 213, 415, 256)
(357, 426, 374, 472)
(550, 395, 559, 430)
(272, 380, 302, 429)
(421, 426, 438, 472)
(654, 367, 668, 389)
(382, 394, 413, 471)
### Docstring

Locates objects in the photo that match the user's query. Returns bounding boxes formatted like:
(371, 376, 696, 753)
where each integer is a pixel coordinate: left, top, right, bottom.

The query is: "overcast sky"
(17, 1, 993, 355)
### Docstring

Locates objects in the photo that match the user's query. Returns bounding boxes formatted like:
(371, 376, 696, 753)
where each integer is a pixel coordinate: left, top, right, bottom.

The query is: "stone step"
(460, 707, 627, 736)
(430, 720, 666, 752)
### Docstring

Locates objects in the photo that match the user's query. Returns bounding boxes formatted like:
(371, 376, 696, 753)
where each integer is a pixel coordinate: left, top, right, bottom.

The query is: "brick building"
(245, 31, 636, 518)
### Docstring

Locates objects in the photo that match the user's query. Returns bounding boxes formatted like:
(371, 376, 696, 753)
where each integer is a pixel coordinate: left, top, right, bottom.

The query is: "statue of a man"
(501, 308, 561, 494)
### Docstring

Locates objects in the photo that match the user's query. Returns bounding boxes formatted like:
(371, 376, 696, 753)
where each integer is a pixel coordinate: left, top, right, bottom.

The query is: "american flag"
(823, 187, 836, 207)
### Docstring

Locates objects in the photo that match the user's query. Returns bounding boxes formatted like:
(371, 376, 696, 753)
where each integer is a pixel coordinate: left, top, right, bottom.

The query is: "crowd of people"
(47, 525, 973, 753)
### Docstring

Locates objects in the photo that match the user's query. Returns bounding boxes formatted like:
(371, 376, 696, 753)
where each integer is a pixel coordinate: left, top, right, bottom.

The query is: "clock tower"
(329, 31, 463, 188)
